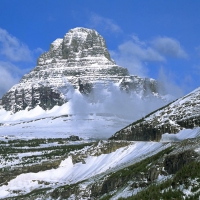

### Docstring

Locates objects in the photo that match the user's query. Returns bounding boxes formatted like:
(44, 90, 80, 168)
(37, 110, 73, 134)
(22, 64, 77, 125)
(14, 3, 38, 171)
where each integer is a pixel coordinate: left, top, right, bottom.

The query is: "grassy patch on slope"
(119, 161, 200, 200)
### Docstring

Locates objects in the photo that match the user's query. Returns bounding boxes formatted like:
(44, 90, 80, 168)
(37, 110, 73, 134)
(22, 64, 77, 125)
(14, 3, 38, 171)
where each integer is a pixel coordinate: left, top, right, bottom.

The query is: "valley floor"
(0, 105, 132, 140)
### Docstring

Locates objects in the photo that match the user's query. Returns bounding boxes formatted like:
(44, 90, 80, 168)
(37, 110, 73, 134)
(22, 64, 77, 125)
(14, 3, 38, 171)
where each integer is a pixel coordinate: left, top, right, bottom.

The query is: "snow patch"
(160, 128, 200, 142)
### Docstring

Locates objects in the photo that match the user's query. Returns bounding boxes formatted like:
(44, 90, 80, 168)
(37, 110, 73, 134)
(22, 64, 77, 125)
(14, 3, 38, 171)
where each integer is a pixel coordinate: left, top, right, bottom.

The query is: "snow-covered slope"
(0, 107, 132, 140)
(0, 140, 170, 199)
(110, 87, 200, 141)
(0, 134, 200, 199)
(0, 84, 170, 140)
(0, 27, 162, 113)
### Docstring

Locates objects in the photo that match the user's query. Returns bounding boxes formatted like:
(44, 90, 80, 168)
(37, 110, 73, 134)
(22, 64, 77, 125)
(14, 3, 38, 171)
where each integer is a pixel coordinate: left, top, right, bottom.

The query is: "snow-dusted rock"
(1, 27, 160, 112)
(110, 87, 200, 141)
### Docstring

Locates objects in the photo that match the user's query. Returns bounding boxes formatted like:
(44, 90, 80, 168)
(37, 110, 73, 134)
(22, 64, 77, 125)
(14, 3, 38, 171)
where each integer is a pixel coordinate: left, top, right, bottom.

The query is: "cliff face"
(109, 87, 200, 141)
(0, 27, 161, 112)
(1, 85, 65, 112)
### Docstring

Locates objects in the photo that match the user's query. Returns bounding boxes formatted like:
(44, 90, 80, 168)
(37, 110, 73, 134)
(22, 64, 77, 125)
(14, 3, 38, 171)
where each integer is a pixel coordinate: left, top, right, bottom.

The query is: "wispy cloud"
(0, 28, 32, 62)
(118, 41, 165, 62)
(63, 81, 167, 122)
(131, 34, 146, 46)
(195, 46, 200, 57)
(157, 67, 184, 99)
(151, 37, 188, 59)
(111, 35, 188, 77)
(0, 62, 31, 98)
(33, 47, 45, 54)
(89, 13, 122, 33)
(193, 64, 200, 76)
(0, 28, 44, 97)
(110, 38, 165, 77)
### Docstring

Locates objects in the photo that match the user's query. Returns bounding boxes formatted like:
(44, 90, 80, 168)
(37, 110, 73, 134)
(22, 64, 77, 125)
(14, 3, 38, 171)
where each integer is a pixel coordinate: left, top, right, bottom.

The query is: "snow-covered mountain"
(1, 27, 200, 199)
(110, 87, 200, 141)
(0, 27, 162, 113)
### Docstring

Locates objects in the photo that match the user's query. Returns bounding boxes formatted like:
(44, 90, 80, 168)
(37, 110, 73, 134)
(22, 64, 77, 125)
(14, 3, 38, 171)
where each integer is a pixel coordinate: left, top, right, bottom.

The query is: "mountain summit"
(37, 27, 113, 65)
(1, 27, 161, 112)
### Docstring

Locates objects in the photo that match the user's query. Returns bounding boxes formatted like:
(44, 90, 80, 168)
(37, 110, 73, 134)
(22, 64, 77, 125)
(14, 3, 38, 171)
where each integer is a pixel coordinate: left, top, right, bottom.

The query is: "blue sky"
(0, 0, 200, 98)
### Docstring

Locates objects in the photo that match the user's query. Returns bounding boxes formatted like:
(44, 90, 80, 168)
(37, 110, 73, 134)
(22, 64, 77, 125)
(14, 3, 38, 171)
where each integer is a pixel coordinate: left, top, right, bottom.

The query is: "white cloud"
(33, 47, 45, 54)
(118, 41, 165, 62)
(131, 34, 146, 46)
(0, 62, 31, 98)
(0, 28, 40, 98)
(89, 13, 122, 33)
(63, 82, 167, 122)
(0, 28, 32, 62)
(152, 37, 188, 59)
(110, 40, 165, 77)
(0, 63, 19, 98)
(111, 35, 188, 77)
(157, 67, 183, 99)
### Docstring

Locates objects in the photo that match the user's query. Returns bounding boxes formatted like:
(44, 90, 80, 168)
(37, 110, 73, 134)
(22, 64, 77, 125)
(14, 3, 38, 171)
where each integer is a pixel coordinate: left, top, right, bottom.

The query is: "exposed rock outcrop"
(1, 85, 65, 112)
(163, 150, 198, 174)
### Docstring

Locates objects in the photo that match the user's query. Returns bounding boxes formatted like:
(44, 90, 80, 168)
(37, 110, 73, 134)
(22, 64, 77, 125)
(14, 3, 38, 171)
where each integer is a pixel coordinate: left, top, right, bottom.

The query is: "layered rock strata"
(1, 27, 160, 112)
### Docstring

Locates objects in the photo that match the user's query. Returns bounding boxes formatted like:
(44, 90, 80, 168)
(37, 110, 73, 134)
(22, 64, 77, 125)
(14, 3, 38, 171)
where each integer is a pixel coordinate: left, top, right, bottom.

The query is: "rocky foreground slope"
(109, 87, 200, 141)
(0, 135, 200, 199)
(0, 27, 161, 113)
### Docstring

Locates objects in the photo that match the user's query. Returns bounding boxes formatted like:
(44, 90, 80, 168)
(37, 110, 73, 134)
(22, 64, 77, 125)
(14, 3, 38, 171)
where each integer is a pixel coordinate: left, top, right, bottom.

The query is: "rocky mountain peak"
(37, 27, 112, 66)
(0, 27, 163, 112)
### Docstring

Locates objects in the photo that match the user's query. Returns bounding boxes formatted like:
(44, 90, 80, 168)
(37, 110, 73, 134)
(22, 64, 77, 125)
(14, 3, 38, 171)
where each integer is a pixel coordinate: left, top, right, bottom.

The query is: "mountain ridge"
(109, 87, 200, 141)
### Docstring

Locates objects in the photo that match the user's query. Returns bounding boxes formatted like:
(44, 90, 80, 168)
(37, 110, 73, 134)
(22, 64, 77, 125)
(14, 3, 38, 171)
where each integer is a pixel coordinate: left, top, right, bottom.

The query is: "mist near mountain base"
(157, 67, 184, 99)
(62, 81, 168, 123)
